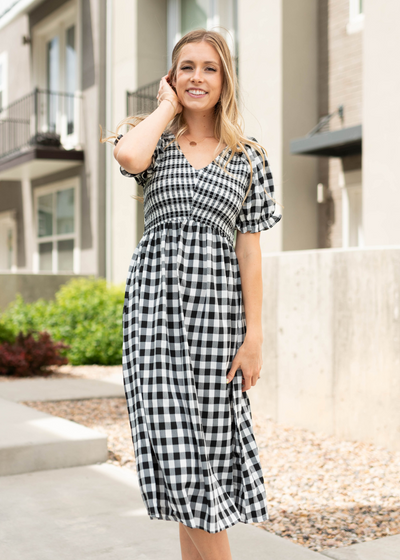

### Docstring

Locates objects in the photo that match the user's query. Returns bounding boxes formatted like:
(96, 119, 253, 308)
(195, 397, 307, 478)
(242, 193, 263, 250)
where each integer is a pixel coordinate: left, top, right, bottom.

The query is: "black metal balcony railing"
(0, 87, 82, 160)
(126, 80, 159, 117)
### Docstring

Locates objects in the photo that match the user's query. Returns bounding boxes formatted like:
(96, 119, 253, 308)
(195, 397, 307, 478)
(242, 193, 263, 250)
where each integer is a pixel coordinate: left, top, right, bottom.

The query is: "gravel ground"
(6, 365, 399, 554)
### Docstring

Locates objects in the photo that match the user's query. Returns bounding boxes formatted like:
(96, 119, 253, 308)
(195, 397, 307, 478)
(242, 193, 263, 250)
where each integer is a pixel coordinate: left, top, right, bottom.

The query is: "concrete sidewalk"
(320, 535, 400, 559)
(0, 463, 323, 560)
(0, 373, 397, 559)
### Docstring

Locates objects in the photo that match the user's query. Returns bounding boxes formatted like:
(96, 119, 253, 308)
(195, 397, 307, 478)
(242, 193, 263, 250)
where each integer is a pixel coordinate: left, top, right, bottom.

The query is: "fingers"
(160, 76, 170, 87)
(241, 372, 261, 393)
(157, 76, 176, 100)
(227, 343, 263, 392)
(157, 76, 167, 93)
(226, 365, 237, 384)
(227, 366, 261, 392)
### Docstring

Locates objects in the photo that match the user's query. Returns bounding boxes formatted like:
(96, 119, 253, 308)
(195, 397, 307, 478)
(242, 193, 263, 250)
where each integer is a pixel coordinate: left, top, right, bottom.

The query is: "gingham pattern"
(120, 131, 282, 533)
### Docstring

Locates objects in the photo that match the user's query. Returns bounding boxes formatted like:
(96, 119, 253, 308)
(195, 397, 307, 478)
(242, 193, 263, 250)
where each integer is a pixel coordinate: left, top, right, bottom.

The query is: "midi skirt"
(120, 131, 282, 533)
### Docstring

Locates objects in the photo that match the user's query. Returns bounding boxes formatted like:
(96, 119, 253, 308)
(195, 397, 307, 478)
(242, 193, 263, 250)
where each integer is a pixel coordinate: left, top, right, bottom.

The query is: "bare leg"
(179, 523, 233, 560)
(179, 523, 202, 560)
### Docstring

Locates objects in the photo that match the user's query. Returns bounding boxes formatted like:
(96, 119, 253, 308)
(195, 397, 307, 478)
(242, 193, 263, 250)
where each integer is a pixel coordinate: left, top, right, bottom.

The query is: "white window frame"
(33, 177, 81, 274)
(0, 50, 8, 117)
(0, 209, 17, 272)
(31, 0, 82, 149)
(167, 0, 237, 71)
(340, 169, 364, 248)
(347, 0, 364, 34)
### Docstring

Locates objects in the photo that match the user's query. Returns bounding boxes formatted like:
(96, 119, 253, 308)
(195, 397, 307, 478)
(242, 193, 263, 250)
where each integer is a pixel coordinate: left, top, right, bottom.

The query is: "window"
(340, 170, 363, 248)
(351, 0, 363, 17)
(65, 24, 76, 135)
(181, 0, 209, 35)
(33, 178, 80, 273)
(46, 24, 76, 135)
(347, 0, 364, 34)
(167, 0, 238, 73)
(0, 50, 8, 115)
(0, 210, 16, 271)
(32, 1, 80, 148)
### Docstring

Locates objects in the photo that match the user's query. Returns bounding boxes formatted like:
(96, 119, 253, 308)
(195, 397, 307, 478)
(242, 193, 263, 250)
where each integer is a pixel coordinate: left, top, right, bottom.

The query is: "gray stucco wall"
(248, 246, 400, 452)
(0, 11, 31, 104)
(81, 0, 106, 277)
(0, 273, 87, 310)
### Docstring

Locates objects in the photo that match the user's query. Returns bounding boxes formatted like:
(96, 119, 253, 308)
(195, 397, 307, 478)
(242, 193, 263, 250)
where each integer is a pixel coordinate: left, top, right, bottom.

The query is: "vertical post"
(105, 0, 113, 283)
(34, 87, 39, 138)
(21, 178, 34, 272)
(3, 100, 5, 154)
(233, 0, 239, 100)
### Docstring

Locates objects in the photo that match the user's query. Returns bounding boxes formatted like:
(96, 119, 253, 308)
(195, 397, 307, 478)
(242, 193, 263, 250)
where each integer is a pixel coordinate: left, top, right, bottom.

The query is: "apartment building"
(0, 0, 398, 289)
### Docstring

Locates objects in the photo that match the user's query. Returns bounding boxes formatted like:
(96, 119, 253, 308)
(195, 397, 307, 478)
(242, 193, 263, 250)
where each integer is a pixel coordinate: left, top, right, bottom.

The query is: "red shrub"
(0, 331, 70, 377)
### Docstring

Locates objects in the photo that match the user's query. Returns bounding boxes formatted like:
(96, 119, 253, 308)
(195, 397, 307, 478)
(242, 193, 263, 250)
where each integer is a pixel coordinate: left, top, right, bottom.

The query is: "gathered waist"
(143, 217, 234, 247)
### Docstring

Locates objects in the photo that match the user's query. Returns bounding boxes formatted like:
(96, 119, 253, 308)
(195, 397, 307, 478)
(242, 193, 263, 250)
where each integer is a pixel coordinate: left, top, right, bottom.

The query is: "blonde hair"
(100, 28, 283, 210)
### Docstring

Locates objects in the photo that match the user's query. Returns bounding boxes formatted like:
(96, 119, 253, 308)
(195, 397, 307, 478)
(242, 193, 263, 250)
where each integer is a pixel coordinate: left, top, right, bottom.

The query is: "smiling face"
(172, 41, 223, 113)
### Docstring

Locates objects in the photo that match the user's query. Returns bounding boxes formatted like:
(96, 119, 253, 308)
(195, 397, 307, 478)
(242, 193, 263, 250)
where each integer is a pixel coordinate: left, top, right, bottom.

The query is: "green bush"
(0, 322, 16, 344)
(1, 295, 49, 338)
(0, 277, 125, 365)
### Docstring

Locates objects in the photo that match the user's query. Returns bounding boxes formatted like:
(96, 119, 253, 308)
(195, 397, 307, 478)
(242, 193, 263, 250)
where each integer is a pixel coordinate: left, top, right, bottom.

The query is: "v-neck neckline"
(168, 132, 231, 172)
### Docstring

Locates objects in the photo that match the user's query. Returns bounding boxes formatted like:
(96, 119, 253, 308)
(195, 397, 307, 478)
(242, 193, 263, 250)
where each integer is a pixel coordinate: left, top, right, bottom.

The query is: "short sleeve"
(119, 134, 165, 188)
(235, 137, 282, 233)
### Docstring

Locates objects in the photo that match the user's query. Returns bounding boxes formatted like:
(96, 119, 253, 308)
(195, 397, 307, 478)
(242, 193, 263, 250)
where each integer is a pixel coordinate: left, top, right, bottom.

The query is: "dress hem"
(148, 511, 270, 534)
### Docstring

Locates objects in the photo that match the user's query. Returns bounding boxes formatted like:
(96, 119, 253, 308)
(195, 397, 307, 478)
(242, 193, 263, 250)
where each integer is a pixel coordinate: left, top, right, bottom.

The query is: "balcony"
(0, 87, 84, 181)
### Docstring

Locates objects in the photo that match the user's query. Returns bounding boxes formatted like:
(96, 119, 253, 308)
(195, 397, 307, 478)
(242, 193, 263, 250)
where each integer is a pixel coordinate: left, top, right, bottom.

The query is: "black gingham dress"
(120, 131, 282, 533)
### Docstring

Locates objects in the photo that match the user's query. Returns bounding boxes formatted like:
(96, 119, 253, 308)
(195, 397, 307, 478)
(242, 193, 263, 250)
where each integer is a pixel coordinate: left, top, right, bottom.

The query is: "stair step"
(0, 397, 108, 476)
(0, 375, 124, 402)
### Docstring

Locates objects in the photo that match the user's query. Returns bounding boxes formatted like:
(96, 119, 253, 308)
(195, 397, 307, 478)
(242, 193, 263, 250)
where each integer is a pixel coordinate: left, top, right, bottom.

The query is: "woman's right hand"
(156, 75, 183, 116)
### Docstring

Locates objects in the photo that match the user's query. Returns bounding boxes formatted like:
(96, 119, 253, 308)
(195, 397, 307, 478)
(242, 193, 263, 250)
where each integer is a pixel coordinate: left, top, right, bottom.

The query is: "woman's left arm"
(226, 231, 264, 392)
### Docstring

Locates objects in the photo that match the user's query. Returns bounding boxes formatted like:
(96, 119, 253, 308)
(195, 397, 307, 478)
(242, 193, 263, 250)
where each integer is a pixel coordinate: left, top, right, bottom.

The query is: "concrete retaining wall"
(249, 246, 400, 452)
(0, 273, 88, 310)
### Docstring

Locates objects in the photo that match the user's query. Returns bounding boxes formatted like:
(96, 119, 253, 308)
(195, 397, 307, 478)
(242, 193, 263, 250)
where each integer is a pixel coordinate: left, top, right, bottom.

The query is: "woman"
(109, 28, 282, 560)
